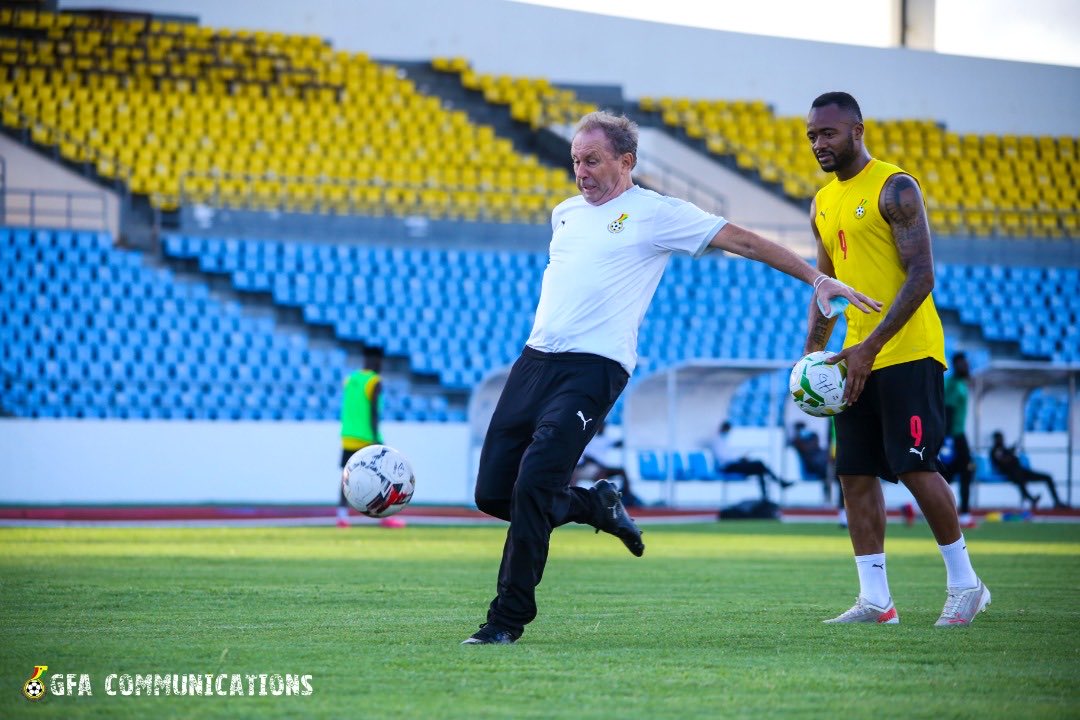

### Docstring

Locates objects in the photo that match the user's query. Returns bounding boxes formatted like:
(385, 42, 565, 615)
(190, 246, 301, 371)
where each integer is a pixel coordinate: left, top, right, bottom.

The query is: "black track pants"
(474, 346, 628, 635)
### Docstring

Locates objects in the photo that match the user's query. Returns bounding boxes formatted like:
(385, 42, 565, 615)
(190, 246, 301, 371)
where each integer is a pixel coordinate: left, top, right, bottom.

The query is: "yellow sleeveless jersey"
(813, 158, 946, 371)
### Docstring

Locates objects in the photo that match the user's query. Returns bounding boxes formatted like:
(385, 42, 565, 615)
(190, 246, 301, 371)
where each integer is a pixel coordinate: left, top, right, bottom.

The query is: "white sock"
(939, 535, 978, 589)
(337, 506, 349, 520)
(855, 553, 891, 608)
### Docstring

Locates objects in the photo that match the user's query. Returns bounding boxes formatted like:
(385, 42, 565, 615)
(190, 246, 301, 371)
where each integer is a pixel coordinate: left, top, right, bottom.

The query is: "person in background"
(572, 420, 640, 507)
(790, 421, 829, 481)
(990, 430, 1068, 509)
(941, 352, 976, 528)
(827, 419, 847, 527)
(338, 350, 405, 529)
(711, 421, 793, 501)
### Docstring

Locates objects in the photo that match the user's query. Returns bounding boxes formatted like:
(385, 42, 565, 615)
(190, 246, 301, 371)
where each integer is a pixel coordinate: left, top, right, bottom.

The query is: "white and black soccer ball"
(789, 350, 848, 417)
(342, 445, 415, 518)
(23, 678, 45, 701)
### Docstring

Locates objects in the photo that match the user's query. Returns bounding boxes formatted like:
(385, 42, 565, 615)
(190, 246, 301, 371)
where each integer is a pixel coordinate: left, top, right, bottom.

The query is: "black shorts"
(834, 357, 946, 482)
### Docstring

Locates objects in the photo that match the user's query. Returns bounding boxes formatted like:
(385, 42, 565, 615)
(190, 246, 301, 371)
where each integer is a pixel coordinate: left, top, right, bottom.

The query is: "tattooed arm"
(804, 197, 840, 353)
(864, 173, 935, 350)
(831, 173, 935, 403)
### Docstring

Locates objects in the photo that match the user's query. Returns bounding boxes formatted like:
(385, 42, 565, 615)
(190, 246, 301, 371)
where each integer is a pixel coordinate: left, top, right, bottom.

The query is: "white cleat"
(935, 580, 991, 627)
(824, 596, 899, 624)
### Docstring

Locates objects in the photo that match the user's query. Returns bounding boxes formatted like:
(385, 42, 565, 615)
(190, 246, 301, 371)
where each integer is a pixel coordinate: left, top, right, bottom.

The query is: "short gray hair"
(575, 111, 638, 169)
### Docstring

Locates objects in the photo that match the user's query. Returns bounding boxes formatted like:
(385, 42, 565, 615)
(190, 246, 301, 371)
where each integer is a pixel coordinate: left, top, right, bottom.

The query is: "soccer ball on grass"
(342, 445, 415, 518)
(789, 350, 847, 417)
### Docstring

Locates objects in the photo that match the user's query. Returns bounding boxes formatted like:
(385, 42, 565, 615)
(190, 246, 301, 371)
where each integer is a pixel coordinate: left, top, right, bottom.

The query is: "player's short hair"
(952, 351, 970, 379)
(575, 111, 638, 168)
(364, 348, 384, 371)
(811, 92, 863, 123)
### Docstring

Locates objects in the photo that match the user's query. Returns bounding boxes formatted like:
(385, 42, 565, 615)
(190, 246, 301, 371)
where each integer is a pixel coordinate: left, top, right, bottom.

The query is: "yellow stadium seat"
(5, 9, 1069, 230)
(1060, 214, 1077, 236)
(452, 190, 480, 221)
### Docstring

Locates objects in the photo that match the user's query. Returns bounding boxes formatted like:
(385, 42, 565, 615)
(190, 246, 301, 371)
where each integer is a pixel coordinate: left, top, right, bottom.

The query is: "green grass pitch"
(1, 521, 1078, 719)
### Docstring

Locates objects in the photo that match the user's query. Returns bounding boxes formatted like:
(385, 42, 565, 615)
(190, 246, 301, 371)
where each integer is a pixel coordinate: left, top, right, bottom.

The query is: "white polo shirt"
(526, 185, 727, 375)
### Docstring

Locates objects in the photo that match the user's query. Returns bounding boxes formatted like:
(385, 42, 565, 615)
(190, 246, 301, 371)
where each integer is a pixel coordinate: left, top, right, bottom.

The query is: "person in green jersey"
(941, 352, 975, 528)
(338, 350, 404, 529)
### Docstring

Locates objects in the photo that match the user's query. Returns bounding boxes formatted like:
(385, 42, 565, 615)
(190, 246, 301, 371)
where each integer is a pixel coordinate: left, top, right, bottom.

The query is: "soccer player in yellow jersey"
(803, 92, 989, 627)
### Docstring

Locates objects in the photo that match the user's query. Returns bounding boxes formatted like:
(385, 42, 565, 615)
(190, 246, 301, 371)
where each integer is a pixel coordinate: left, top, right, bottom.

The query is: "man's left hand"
(814, 277, 882, 317)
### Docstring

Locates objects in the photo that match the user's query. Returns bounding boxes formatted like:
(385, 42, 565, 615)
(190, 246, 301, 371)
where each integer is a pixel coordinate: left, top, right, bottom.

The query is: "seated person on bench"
(710, 421, 792, 500)
(990, 430, 1068, 509)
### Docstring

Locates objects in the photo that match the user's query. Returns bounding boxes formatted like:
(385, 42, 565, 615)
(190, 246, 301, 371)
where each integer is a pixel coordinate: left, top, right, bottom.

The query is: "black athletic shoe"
(591, 479, 645, 557)
(461, 624, 517, 645)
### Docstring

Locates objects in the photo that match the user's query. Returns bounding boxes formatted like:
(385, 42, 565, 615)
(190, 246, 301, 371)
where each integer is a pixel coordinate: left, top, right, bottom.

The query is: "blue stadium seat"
(6, 228, 1076, 428)
(685, 451, 723, 481)
(638, 450, 668, 481)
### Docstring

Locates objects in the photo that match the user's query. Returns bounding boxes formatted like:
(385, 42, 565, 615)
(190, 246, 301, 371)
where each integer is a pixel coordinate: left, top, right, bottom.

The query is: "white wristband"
(812, 274, 830, 290)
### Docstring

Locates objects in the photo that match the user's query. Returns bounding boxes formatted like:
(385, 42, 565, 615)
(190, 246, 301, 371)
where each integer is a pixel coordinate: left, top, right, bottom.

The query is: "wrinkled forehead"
(571, 128, 615, 156)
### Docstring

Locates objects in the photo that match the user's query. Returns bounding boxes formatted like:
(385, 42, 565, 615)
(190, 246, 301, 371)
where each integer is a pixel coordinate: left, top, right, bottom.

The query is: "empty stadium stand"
(0, 226, 464, 421)
(162, 232, 846, 423)
(935, 264, 1080, 363)
(1, 224, 1074, 430)
(0, 7, 577, 221)
(5, 8, 1074, 246)
(432, 56, 596, 130)
(162, 230, 1077, 429)
(1025, 388, 1072, 433)
(1, 14, 1075, 429)
(638, 96, 1078, 239)
(162, 232, 541, 392)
